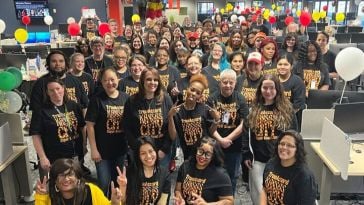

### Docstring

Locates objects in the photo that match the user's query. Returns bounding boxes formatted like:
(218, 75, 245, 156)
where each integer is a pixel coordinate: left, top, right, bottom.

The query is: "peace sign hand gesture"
(36, 176, 48, 195)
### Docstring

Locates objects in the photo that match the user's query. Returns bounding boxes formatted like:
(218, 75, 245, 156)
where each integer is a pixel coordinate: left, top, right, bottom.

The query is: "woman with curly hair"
(261, 130, 317, 205)
(75, 38, 92, 57)
(243, 74, 297, 205)
(293, 40, 330, 97)
(225, 29, 247, 56)
(279, 32, 300, 60)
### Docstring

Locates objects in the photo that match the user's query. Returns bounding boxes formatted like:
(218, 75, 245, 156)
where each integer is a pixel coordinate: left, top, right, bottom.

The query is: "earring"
(55, 185, 59, 192)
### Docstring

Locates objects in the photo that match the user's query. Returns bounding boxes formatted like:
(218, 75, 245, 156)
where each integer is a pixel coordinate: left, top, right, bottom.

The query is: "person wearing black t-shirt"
(202, 43, 231, 85)
(175, 137, 234, 205)
(261, 130, 317, 205)
(293, 40, 330, 97)
(86, 67, 129, 195)
(260, 38, 278, 75)
(208, 69, 249, 194)
(30, 50, 89, 115)
(118, 54, 147, 96)
(243, 74, 297, 204)
(125, 137, 171, 205)
(84, 37, 114, 82)
(35, 158, 126, 205)
(168, 74, 219, 160)
(123, 67, 173, 168)
(277, 54, 306, 131)
(69, 53, 95, 99)
(154, 48, 181, 89)
(30, 78, 86, 179)
(113, 46, 130, 81)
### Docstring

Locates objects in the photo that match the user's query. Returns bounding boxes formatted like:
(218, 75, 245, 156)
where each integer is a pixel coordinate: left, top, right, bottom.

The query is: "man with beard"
(187, 32, 200, 53)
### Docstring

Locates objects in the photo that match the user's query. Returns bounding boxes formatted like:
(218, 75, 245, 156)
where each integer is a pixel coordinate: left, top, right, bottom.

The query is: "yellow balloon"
(132, 14, 140, 23)
(277, 6, 282, 12)
(312, 11, 320, 22)
(272, 4, 276, 10)
(320, 11, 327, 19)
(336, 12, 345, 22)
(14, 28, 28, 44)
(220, 8, 225, 14)
(263, 12, 270, 20)
(296, 10, 301, 17)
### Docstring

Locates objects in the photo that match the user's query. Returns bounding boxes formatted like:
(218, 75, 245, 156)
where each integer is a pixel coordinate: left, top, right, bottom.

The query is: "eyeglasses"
(57, 171, 76, 180)
(278, 142, 296, 149)
(196, 148, 213, 159)
(114, 56, 127, 60)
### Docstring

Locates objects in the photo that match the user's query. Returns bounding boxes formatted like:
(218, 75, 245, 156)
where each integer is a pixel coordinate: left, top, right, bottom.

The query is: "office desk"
(311, 142, 364, 205)
(0, 146, 28, 204)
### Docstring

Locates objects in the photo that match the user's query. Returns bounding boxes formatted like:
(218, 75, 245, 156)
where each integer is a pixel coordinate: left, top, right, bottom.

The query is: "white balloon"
(67, 17, 76, 24)
(0, 19, 6, 34)
(0, 91, 22, 113)
(44, 15, 53, 26)
(231, 14, 238, 22)
(233, 8, 238, 14)
(335, 47, 364, 81)
(215, 8, 219, 14)
(270, 10, 275, 16)
(238, 16, 246, 23)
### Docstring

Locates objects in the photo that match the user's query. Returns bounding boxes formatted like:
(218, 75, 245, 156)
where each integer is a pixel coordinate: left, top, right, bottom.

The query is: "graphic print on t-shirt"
(303, 70, 321, 92)
(106, 105, 124, 134)
(91, 69, 100, 81)
(125, 86, 138, 96)
(139, 108, 163, 138)
(160, 74, 170, 88)
(262, 68, 278, 76)
(242, 87, 256, 106)
(141, 181, 159, 204)
(255, 110, 276, 140)
(82, 81, 89, 95)
(265, 171, 289, 204)
(181, 117, 203, 145)
(283, 91, 291, 99)
(66, 87, 77, 103)
(182, 174, 206, 202)
(216, 102, 237, 128)
(52, 111, 78, 142)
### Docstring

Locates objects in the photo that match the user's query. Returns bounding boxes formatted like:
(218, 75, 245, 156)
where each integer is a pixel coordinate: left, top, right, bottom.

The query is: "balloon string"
(339, 81, 347, 104)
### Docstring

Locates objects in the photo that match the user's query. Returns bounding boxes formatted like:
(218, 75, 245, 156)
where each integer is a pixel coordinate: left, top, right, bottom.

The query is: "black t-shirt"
(292, 61, 331, 92)
(29, 101, 85, 163)
(30, 73, 89, 113)
(202, 65, 220, 84)
(116, 66, 131, 80)
(322, 50, 336, 73)
(63, 184, 92, 205)
(173, 103, 213, 160)
(123, 94, 173, 154)
(235, 75, 263, 107)
(139, 167, 171, 204)
(84, 55, 114, 82)
(157, 65, 181, 89)
(207, 91, 249, 153)
(176, 64, 187, 79)
(118, 75, 139, 96)
(177, 160, 232, 203)
(85, 91, 129, 159)
(74, 72, 95, 99)
(281, 74, 306, 110)
(263, 158, 317, 205)
(246, 104, 297, 163)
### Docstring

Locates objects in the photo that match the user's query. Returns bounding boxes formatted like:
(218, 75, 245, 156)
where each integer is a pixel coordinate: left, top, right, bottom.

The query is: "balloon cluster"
(146, 0, 163, 19)
(0, 68, 24, 113)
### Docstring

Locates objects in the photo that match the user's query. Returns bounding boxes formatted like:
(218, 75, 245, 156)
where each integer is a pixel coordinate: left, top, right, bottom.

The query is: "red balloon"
(245, 8, 250, 14)
(98, 23, 111, 36)
(236, 5, 240, 10)
(269, 16, 276, 24)
(252, 14, 258, 22)
(323, 5, 328, 11)
(299, 11, 311, 26)
(256, 9, 261, 15)
(285, 8, 291, 15)
(68, 23, 80, 36)
(285, 16, 294, 26)
(22, 15, 31, 25)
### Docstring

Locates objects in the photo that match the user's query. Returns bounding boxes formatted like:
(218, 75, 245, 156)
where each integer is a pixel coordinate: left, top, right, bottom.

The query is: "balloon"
(0, 91, 23, 113)
(277, 6, 282, 12)
(98, 23, 110, 36)
(285, 8, 291, 14)
(22, 15, 31, 25)
(132, 14, 140, 23)
(312, 11, 320, 22)
(68, 23, 80, 36)
(67, 17, 76, 24)
(245, 8, 250, 14)
(238, 16, 246, 23)
(323, 5, 328, 11)
(336, 13, 345, 22)
(0, 19, 6, 34)
(220, 8, 225, 14)
(231, 14, 238, 22)
(14, 28, 28, 44)
(44, 15, 53, 26)
(335, 47, 364, 81)
(215, 8, 219, 14)
(271, 4, 276, 10)
(285, 16, 295, 26)
(269, 16, 276, 24)
(296, 10, 301, 17)
(0, 71, 16, 91)
(233, 8, 238, 14)
(299, 11, 311, 26)
(252, 14, 258, 22)
(320, 11, 327, 19)
(263, 9, 270, 20)
(5, 67, 22, 89)
(270, 10, 275, 16)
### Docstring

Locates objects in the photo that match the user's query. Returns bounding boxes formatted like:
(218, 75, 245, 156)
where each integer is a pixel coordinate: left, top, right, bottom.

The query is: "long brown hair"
(136, 67, 165, 104)
(248, 74, 294, 130)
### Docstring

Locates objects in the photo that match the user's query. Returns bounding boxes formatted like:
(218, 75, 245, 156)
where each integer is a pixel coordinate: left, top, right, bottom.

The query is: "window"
(337, 0, 350, 13)
(197, 2, 214, 14)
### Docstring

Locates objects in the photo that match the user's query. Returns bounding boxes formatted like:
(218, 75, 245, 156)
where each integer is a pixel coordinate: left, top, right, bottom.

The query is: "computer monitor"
(26, 32, 36, 43)
(347, 26, 363, 33)
(1, 45, 22, 54)
(350, 33, 364, 43)
(333, 102, 364, 134)
(36, 32, 50, 43)
(334, 33, 352, 43)
(58, 23, 69, 35)
(307, 89, 364, 109)
(0, 53, 27, 69)
(24, 45, 50, 59)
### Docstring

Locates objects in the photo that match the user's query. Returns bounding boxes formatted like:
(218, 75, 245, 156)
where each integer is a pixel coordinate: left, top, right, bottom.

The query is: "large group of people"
(28, 11, 329, 204)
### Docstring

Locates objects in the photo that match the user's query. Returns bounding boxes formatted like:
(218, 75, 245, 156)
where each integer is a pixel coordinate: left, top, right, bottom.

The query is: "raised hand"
(36, 176, 48, 195)
(110, 181, 122, 205)
(168, 103, 182, 118)
(116, 166, 127, 187)
(190, 193, 207, 205)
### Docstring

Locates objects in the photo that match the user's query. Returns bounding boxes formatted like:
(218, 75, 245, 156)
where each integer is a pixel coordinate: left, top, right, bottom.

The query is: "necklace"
(93, 57, 104, 70)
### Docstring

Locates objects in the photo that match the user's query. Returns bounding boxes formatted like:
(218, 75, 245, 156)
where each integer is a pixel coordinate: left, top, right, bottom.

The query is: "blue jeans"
(95, 154, 126, 196)
(224, 152, 242, 194)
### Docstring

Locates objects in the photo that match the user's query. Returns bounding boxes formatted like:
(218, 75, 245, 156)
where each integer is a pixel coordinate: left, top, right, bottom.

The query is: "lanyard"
(54, 104, 72, 131)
